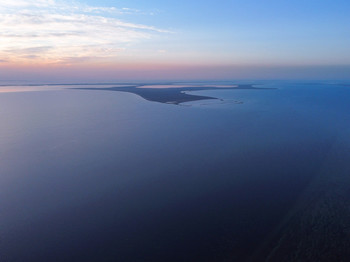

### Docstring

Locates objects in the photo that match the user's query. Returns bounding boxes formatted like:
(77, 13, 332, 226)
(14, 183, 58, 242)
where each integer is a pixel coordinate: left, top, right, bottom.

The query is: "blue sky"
(0, 0, 349, 80)
(105, 0, 350, 65)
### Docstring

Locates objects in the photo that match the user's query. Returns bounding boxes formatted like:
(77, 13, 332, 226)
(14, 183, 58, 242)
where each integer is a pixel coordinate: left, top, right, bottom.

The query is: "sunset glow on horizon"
(1, 0, 350, 81)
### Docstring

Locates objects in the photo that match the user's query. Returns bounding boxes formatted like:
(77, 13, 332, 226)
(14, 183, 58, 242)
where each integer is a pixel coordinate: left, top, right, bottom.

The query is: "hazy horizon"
(1, 65, 350, 83)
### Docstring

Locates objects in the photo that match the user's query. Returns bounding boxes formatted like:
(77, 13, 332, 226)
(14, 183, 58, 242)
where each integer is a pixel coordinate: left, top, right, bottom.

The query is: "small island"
(72, 84, 275, 104)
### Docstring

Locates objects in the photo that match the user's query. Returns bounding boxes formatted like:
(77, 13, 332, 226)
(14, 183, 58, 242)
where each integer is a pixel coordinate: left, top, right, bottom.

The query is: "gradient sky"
(0, 0, 349, 81)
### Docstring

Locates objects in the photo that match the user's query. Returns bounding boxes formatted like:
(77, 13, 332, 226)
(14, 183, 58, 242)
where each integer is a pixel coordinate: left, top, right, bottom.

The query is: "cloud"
(5, 46, 53, 54)
(0, 0, 168, 64)
(0, 0, 141, 15)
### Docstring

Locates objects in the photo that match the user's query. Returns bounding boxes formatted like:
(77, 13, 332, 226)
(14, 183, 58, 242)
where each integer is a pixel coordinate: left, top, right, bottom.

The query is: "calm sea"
(1, 81, 349, 261)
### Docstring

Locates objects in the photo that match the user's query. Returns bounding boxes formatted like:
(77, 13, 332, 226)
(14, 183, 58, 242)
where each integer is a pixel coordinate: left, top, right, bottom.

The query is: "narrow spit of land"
(71, 84, 274, 104)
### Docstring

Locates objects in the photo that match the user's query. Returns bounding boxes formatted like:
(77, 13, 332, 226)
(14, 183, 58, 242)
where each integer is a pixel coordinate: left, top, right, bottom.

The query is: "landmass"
(71, 84, 275, 104)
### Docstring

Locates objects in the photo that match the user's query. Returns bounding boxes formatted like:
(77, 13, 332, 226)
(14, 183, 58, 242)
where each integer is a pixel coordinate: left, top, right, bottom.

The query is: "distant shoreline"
(71, 83, 275, 104)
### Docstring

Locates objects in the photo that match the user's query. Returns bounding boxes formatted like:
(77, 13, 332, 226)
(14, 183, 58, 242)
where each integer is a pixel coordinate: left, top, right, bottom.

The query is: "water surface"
(1, 81, 350, 261)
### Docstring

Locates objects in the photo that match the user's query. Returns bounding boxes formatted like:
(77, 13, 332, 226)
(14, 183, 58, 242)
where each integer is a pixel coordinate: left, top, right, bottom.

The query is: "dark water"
(1, 81, 350, 261)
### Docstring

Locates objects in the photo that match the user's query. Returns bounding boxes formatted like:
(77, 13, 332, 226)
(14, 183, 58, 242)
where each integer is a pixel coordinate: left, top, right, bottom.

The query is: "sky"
(0, 0, 350, 81)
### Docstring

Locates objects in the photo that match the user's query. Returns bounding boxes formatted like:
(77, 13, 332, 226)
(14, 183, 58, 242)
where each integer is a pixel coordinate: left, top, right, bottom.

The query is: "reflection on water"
(0, 85, 60, 93)
(0, 84, 127, 93)
(0, 81, 350, 261)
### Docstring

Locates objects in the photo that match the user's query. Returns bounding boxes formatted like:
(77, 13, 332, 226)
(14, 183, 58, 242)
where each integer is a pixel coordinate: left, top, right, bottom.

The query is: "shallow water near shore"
(0, 81, 350, 261)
